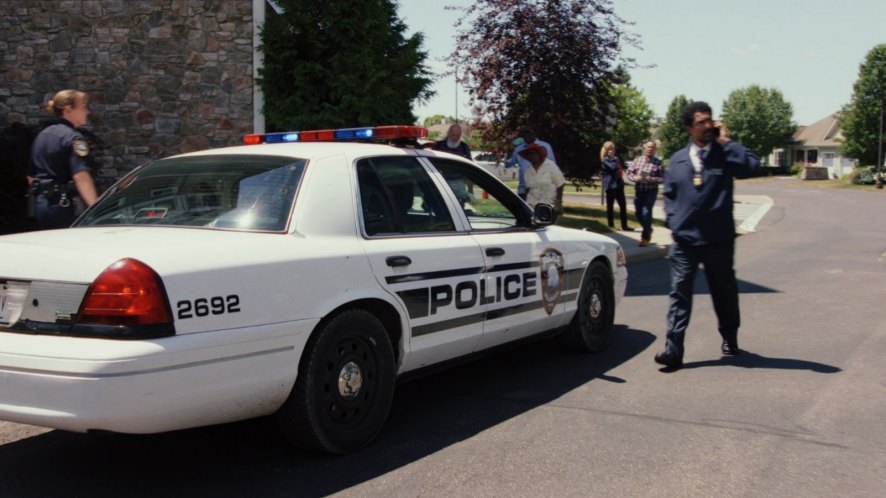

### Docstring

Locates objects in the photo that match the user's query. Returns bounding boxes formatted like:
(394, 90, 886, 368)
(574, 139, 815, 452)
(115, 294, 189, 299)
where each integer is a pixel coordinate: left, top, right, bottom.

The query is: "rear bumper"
(0, 319, 316, 433)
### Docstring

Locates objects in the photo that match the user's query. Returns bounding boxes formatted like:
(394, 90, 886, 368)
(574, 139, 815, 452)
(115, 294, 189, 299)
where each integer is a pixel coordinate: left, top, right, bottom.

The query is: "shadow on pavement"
(681, 351, 841, 373)
(625, 258, 781, 297)
(0, 326, 656, 498)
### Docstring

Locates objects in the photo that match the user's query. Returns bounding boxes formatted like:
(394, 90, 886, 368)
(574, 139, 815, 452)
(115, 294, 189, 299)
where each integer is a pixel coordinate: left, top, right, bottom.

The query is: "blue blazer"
(664, 140, 761, 246)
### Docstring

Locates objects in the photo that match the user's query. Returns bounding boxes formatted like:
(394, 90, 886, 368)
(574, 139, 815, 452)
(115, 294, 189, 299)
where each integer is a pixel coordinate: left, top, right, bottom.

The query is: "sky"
(398, 0, 886, 126)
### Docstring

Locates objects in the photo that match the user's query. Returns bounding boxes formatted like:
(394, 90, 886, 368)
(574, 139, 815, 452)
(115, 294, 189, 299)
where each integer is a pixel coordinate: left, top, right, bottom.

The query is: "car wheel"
(561, 260, 615, 352)
(274, 308, 396, 454)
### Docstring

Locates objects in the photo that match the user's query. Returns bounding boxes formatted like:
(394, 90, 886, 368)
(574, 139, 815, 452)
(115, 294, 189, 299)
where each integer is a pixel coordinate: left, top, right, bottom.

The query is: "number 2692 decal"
(176, 295, 241, 319)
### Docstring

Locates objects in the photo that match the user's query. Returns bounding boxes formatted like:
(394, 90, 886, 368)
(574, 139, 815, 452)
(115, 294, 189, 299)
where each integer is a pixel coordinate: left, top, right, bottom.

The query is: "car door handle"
(385, 255, 412, 267)
(485, 247, 505, 257)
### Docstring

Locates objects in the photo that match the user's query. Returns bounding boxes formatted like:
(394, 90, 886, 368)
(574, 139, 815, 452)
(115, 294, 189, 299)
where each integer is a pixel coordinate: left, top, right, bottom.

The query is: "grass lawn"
(498, 179, 664, 233)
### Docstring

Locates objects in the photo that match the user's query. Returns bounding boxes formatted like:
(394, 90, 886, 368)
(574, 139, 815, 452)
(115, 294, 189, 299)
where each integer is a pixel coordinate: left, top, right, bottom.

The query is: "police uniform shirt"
(29, 118, 92, 184)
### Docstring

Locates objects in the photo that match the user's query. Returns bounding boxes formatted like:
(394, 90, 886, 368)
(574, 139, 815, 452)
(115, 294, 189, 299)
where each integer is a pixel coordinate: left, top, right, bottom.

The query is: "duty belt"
(27, 179, 78, 216)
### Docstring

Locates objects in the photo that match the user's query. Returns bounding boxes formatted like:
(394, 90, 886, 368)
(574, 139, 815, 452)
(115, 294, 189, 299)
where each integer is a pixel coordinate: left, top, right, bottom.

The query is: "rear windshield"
(76, 155, 306, 232)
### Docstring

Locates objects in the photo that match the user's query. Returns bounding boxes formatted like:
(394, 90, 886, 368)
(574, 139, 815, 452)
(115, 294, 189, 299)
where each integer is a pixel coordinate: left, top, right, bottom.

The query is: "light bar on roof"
(243, 125, 427, 145)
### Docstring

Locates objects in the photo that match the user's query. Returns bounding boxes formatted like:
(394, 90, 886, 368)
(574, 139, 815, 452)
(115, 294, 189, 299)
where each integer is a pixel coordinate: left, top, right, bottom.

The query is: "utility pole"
(875, 66, 884, 189)
(877, 98, 883, 189)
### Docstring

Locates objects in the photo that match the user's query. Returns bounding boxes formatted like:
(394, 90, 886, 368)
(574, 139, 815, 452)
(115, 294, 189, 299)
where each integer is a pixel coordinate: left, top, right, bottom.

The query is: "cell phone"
(712, 126, 721, 138)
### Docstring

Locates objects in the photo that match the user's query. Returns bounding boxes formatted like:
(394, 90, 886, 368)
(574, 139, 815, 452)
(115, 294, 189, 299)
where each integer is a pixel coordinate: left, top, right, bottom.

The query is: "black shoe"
(654, 350, 683, 368)
(621, 226, 635, 231)
(721, 340, 740, 356)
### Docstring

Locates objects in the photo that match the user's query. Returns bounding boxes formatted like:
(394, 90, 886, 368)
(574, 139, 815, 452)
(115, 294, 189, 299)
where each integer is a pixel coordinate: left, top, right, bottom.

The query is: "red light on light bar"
(372, 126, 427, 140)
(298, 130, 335, 141)
(241, 126, 428, 144)
(243, 134, 263, 145)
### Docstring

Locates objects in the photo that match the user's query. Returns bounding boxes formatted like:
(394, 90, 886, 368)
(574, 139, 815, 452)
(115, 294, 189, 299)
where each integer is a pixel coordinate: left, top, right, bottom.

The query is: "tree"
(449, 0, 637, 180)
(423, 115, 455, 127)
(657, 95, 691, 159)
(838, 44, 886, 166)
(721, 85, 795, 162)
(257, 0, 434, 131)
(610, 83, 654, 156)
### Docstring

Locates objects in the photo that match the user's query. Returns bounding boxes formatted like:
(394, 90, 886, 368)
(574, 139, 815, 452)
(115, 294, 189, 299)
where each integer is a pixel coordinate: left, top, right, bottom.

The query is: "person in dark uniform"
(432, 123, 472, 160)
(600, 141, 633, 231)
(28, 89, 98, 229)
(654, 101, 761, 369)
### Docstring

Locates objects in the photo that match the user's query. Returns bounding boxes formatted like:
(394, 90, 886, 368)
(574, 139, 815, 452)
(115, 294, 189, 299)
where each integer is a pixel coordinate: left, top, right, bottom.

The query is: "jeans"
(633, 188, 657, 240)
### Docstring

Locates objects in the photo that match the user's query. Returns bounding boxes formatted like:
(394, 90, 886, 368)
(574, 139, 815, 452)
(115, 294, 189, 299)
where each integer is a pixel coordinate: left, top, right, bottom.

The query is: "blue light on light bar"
(264, 132, 300, 143)
(334, 127, 375, 140)
(243, 125, 427, 145)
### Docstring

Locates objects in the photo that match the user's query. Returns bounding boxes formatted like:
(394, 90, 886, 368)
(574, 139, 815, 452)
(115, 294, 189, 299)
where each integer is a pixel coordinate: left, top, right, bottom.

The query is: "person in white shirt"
(520, 142, 565, 212)
(504, 126, 556, 200)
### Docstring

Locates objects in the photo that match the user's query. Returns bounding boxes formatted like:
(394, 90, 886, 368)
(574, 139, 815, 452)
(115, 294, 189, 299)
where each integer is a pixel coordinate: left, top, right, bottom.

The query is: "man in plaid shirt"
(626, 141, 665, 246)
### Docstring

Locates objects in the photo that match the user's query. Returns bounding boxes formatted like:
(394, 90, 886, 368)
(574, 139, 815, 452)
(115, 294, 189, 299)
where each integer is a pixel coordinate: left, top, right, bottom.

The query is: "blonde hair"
(600, 141, 615, 162)
(46, 89, 88, 117)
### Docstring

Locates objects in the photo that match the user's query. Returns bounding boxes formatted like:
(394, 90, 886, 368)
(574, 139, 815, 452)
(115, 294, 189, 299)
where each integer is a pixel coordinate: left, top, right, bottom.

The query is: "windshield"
(76, 155, 306, 232)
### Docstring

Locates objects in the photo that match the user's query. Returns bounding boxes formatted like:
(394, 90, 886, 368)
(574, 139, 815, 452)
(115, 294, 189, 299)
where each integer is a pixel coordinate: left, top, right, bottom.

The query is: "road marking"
(738, 201, 773, 233)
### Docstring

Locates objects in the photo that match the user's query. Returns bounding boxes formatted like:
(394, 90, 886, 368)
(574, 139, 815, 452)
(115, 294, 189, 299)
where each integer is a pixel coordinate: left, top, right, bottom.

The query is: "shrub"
(848, 166, 880, 185)
(788, 162, 805, 176)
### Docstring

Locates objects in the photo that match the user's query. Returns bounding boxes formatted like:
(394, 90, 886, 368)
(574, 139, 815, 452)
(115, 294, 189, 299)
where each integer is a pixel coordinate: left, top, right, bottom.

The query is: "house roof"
(793, 113, 841, 147)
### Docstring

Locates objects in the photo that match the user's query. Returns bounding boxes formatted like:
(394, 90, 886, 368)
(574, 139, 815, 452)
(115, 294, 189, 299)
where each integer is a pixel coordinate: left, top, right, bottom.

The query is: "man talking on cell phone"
(653, 101, 761, 370)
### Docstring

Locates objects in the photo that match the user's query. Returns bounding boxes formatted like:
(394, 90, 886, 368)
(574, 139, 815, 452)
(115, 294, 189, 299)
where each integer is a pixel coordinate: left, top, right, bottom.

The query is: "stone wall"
(0, 0, 255, 189)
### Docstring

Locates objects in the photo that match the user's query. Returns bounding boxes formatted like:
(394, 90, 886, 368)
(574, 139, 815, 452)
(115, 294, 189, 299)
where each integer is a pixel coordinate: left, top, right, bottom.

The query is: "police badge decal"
(539, 248, 565, 315)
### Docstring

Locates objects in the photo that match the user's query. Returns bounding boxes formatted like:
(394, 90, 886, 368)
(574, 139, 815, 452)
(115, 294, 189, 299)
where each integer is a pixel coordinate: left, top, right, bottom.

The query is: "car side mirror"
(533, 203, 557, 226)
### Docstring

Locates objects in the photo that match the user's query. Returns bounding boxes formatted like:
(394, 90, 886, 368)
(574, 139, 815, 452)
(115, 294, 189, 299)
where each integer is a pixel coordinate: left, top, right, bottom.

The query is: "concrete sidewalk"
(585, 194, 774, 266)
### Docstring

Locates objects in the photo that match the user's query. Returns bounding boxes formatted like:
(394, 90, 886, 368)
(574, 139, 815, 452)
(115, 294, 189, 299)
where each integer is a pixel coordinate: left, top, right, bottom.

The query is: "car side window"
(429, 158, 530, 231)
(357, 156, 455, 236)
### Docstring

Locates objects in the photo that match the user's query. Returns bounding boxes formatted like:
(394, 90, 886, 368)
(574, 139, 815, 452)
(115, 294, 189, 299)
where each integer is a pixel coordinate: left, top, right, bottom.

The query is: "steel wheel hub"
(589, 292, 602, 319)
(338, 361, 363, 399)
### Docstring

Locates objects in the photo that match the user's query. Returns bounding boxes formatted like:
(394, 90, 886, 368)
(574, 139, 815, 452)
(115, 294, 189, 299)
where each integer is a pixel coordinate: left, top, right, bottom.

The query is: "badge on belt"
(693, 174, 703, 186)
(72, 140, 90, 157)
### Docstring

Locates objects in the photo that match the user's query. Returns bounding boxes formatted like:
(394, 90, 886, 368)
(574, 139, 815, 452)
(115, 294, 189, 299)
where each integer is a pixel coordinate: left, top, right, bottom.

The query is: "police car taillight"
(243, 125, 427, 144)
(76, 258, 173, 327)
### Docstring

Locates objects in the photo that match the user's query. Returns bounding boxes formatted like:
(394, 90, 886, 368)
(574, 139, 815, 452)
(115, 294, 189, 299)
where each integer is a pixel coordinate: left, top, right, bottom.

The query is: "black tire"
(561, 260, 615, 352)
(274, 309, 396, 454)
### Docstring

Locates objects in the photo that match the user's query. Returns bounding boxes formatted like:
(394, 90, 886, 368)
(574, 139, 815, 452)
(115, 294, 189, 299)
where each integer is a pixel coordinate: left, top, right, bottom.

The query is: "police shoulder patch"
(72, 139, 90, 157)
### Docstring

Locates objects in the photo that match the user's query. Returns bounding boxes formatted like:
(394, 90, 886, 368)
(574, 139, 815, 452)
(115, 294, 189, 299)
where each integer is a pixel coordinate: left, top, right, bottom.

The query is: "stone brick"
(0, 0, 256, 187)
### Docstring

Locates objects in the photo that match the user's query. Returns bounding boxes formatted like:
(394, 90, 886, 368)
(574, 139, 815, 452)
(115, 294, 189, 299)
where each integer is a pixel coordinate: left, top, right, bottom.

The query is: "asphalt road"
(1, 178, 884, 497)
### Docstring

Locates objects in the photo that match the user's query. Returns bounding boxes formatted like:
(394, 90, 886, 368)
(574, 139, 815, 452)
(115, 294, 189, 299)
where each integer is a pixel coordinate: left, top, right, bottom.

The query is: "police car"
(0, 125, 626, 454)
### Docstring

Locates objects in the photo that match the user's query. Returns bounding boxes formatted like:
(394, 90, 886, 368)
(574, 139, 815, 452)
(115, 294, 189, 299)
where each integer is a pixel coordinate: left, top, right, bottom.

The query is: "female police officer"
(28, 89, 98, 229)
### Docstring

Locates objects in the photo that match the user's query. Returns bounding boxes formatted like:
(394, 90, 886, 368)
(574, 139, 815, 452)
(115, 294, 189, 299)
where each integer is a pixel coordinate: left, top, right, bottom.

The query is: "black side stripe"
(412, 311, 485, 337)
(385, 260, 542, 285)
(411, 289, 581, 337)
(564, 267, 585, 291)
(484, 261, 539, 273)
(385, 266, 484, 285)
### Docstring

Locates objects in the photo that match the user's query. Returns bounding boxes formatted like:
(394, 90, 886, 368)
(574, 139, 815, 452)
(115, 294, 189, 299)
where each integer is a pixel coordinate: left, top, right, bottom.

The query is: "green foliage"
(657, 95, 690, 159)
(449, 0, 637, 181)
(721, 85, 796, 159)
(610, 84, 655, 156)
(848, 165, 881, 185)
(838, 44, 886, 166)
(788, 162, 805, 176)
(257, 0, 434, 131)
(423, 114, 454, 127)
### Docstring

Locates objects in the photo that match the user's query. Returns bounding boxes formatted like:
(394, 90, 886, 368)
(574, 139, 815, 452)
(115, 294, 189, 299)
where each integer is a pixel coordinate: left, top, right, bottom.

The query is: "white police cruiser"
(0, 125, 627, 454)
